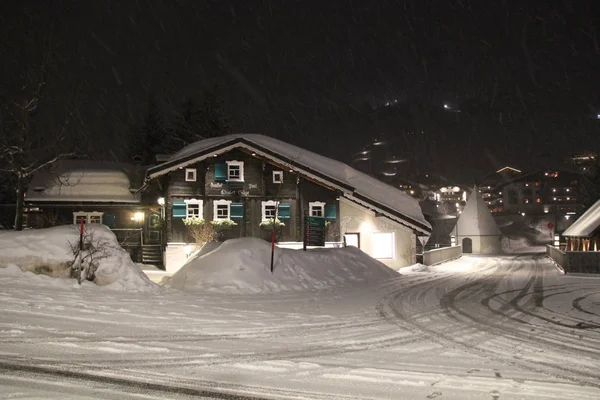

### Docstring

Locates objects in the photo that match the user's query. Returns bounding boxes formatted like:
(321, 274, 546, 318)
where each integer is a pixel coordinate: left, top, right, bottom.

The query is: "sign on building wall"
(304, 216, 326, 248)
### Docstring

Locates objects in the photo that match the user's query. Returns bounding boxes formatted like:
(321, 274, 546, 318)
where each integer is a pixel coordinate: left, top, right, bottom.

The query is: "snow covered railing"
(546, 244, 600, 274)
(110, 228, 143, 247)
(423, 245, 462, 266)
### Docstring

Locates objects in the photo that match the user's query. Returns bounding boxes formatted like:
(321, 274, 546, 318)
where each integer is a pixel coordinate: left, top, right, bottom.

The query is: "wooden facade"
(159, 149, 341, 245)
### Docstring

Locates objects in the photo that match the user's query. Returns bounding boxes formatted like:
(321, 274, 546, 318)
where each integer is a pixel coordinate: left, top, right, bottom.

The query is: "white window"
(184, 199, 203, 219)
(213, 199, 232, 220)
(344, 233, 360, 248)
(372, 232, 395, 259)
(273, 170, 283, 183)
(73, 211, 104, 224)
(185, 168, 197, 182)
(309, 201, 326, 217)
(261, 200, 278, 220)
(226, 160, 244, 181)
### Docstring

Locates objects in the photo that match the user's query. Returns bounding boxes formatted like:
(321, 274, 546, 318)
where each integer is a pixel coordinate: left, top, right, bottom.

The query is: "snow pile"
(397, 263, 433, 274)
(165, 237, 397, 293)
(0, 225, 158, 291)
(501, 237, 545, 254)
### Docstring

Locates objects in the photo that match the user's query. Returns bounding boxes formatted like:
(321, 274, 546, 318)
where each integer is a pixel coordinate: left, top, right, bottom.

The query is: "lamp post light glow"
(157, 197, 165, 206)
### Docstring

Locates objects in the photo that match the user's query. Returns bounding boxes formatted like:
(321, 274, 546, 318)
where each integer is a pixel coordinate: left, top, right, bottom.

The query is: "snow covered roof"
(455, 186, 502, 236)
(146, 134, 431, 233)
(562, 200, 600, 237)
(26, 160, 142, 203)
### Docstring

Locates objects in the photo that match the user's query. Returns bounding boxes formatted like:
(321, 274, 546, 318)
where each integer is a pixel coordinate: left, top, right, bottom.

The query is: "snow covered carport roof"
(562, 200, 600, 237)
(146, 134, 431, 234)
(26, 160, 142, 204)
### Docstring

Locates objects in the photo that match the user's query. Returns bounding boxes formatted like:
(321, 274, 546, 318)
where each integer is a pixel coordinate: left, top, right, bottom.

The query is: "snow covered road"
(1, 254, 600, 399)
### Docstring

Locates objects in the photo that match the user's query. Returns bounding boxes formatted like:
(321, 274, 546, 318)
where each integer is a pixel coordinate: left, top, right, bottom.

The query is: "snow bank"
(0, 225, 158, 291)
(165, 237, 397, 293)
(398, 263, 434, 274)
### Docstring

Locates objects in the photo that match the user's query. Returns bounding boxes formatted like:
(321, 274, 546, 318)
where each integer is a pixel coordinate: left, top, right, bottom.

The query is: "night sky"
(2, 0, 599, 182)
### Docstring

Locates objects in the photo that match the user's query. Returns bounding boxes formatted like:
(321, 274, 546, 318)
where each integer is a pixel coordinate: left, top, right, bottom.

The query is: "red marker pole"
(78, 217, 84, 284)
(270, 230, 275, 273)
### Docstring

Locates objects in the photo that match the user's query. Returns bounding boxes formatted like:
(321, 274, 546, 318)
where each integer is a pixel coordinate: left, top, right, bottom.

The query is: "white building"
(454, 186, 502, 254)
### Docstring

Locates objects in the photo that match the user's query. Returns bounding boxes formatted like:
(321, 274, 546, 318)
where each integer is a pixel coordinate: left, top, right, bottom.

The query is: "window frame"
(261, 200, 278, 220)
(72, 211, 104, 225)
(372, 232, 395, 259)
(213, 199, 232, 220)
(272, 170, 283, 184)
(226, 160, 244, 182)
(184, 198, 203, 219)
(185, 168, 197, 182)
(309, 201, 326, 217)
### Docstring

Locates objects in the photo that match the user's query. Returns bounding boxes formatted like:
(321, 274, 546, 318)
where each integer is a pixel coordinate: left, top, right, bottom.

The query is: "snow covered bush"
(183, 217, 217, 246)
(211, 219, 237, 230)
(0, 225, 157, 291)
(68, 228, 110, 283)
(259, 218, 285, 230)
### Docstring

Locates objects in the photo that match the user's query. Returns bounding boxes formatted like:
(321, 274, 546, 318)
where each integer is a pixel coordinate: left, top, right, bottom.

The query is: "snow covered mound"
(0, 225, 158, 291)
(165, 237, 397, 293)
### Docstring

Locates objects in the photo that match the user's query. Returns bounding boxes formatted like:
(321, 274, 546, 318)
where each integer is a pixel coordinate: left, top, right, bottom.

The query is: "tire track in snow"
(376, 255, 600, 389)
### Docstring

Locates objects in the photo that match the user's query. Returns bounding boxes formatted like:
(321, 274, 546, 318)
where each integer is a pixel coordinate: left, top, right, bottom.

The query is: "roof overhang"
(342, 193, 431, 235)
(146, 137, 355, 194)
(146, 137, 431, 234)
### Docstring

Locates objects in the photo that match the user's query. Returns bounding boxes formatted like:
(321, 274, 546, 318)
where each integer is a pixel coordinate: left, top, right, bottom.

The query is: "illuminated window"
(344, 232, 360, 248)
(372, 232, 395, 259)
(536, 198, 541, 203)
(73, 212, 103, 224)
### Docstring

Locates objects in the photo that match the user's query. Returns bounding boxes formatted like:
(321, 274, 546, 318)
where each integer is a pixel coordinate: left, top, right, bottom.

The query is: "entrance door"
(145, 211, 162, 245)
(462, 237, 473, 253)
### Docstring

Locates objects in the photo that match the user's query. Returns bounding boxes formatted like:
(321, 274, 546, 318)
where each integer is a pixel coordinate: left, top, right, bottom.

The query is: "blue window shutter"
(214, 163, 227, 181)
(325, 204, 337, 220)
(172, 202, 186, 218)
(102, 213, 116, 229)
(230, 203, 244, 220)
(278, 203, 291, 219)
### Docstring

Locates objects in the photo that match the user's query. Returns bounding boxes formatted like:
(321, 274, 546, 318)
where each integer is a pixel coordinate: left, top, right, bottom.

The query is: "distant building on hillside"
(479, 166, 523, 213)
(564, 152, 597, 176)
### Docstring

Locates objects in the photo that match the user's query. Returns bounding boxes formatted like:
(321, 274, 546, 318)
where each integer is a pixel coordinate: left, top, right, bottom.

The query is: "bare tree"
(0, 21, 85, 230)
